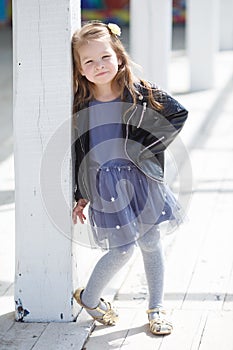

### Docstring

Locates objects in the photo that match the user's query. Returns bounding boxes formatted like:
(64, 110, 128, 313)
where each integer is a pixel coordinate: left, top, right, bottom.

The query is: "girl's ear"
(118, 57, 122, 66)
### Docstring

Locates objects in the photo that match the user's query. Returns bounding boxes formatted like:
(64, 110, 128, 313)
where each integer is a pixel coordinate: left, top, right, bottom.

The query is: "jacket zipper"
(124, 106, 164, 183)
(82, 173, 90, 200)
(137, 102, 147, 128)
(139, 136, 165, 154)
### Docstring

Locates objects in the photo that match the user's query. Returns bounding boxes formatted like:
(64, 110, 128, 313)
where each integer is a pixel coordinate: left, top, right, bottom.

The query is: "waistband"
(90, 160, 136, 172)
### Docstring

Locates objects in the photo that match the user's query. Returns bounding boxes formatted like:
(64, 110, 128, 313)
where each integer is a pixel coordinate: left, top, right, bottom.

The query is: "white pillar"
(13, 0, 80, 322)
(186, 0, 219, 91)
(130, 0, 172, 90)
(219, 0, 233, 50)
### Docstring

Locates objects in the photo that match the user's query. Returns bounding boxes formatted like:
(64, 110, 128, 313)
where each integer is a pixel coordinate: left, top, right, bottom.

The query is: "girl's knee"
(138, 226, 161, 253)
(113, 243, 135, 260)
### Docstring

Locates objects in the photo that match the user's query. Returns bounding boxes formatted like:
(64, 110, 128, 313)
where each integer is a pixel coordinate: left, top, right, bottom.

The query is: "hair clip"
(107, 23, 121, 37)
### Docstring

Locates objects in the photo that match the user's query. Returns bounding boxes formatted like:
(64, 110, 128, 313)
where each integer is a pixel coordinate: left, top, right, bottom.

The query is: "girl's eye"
(85, 60, 93, 65)
(102, 55, 110, 59)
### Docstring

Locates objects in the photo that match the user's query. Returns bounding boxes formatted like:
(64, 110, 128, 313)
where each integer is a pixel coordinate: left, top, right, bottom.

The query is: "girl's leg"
(81, 241, 135, 318)
(138, 225, 173, 335)
(137, 226, 165, 312)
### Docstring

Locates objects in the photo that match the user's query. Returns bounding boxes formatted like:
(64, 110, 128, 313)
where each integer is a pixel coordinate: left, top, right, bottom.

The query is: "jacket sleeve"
(73, 138, 83, 202)
(147, 89, 188, 154)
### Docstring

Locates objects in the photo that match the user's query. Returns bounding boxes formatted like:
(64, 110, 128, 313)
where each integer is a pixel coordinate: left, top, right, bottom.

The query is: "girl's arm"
(146, 88, 188, 154)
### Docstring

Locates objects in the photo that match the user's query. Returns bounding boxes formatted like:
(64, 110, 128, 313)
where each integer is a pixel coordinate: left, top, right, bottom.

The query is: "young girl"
(72, 21, 188, 335)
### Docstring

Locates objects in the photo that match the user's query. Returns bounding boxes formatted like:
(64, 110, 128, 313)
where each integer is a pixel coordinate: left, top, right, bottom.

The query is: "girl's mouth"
(95, 71, 107, 77)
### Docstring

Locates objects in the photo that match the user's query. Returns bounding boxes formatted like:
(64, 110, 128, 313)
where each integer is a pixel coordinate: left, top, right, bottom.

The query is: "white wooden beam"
(219, 0, 233, 50)
(13, 0, 80, 322)
(130, 0, 172, 90)
(186, 0, 219, 91)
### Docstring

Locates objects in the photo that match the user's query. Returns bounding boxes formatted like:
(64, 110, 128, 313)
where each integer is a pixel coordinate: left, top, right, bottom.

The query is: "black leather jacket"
(74, 82, 188, 202)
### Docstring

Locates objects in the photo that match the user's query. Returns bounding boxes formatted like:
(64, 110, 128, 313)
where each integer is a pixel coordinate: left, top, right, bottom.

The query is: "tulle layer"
(88, 159, 183, 249)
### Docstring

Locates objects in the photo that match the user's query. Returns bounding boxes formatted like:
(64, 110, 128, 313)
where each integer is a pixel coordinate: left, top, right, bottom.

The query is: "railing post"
(219, 0, 233, 50)
(130, 0, 172, 90)
(186, 0, 219, 91)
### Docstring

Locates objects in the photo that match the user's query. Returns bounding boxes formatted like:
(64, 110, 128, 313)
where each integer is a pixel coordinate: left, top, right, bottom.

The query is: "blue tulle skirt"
(88, 159, 183, 249)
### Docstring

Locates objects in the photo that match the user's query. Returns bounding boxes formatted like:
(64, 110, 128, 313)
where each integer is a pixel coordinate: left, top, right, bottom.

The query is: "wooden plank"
(0, 282, 12, 298)
(164, 192, 217, 310)
(0, 322, 48, 350)
(199, 311, 233, 350)
(84, 308, 136, 350)
(183, 187, 233, 310)
(124, 304, 163, 350)
(0, 295, 14, 318)
(32, 322, 92, 350)
(0, 312, 15, 339)
(223, 262, 233, 311)
(159, 310, 207, 350)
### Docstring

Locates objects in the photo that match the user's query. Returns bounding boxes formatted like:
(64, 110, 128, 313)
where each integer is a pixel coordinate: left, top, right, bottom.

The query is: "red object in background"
(104, 0, 129, 10)
(173, 0, 186, 24)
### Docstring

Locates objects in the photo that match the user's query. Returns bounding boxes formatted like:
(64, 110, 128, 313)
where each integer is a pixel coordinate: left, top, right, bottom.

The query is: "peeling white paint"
(15, 298, 30, 321)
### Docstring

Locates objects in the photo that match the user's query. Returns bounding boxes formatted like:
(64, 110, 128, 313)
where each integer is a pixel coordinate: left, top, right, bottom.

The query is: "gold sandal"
(147, 308, 173, 335)
(73, 287, 118, 326)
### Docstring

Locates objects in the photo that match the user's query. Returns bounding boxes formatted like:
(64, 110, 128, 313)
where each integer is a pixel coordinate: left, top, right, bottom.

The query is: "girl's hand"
(72, 198, 89, 224)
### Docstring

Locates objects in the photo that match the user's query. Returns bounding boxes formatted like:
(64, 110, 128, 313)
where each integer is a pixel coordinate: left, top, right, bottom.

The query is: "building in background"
(0, 1, 186, 28)
(173, 0, 186, 24)
(81, 0, 130, 25)
(0, 0, 11, 26)
(81, 0, 186, 25)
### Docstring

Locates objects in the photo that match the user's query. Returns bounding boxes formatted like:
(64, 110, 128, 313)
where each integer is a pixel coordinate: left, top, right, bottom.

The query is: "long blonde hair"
(72, 21, 162, 113)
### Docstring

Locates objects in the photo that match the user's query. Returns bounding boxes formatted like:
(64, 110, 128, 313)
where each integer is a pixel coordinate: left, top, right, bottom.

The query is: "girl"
(72, 21, 188, 335)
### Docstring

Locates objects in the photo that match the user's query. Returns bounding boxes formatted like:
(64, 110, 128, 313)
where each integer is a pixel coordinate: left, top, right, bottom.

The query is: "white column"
(186, 0, 219, 91)
(130, 0, 172, 90)
(219, 0, 233, 50)
(13, 0, 80, 322)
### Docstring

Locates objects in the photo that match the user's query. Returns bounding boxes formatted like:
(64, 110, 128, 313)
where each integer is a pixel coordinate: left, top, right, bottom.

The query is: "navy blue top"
(89, 98, 126, 166)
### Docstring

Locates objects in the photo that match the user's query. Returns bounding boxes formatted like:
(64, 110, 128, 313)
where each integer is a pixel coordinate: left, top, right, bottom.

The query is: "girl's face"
(78, 39, 121, 87)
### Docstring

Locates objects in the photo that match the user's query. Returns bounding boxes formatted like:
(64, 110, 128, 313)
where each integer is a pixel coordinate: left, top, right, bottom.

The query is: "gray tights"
(81, 225, 164, 314)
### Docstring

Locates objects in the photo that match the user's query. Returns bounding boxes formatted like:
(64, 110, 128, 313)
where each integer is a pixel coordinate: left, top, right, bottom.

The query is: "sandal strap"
(94, 303, 118, 325)
(73, 288, 118, 326)
(147, 308, 173, 335)
(95, 298, 111, 315)
(149, 317, 173, 332)
(147, 308, 166, 314)
(73, 288, 97, 311)
(73, 288, 111, 314)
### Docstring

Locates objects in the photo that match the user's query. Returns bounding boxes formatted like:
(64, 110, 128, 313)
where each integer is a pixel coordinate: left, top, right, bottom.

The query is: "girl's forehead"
(79, 39, 113, 55)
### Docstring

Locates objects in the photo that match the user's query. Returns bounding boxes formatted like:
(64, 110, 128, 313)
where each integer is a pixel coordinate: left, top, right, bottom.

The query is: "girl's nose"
(95, 60, 104, 70)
